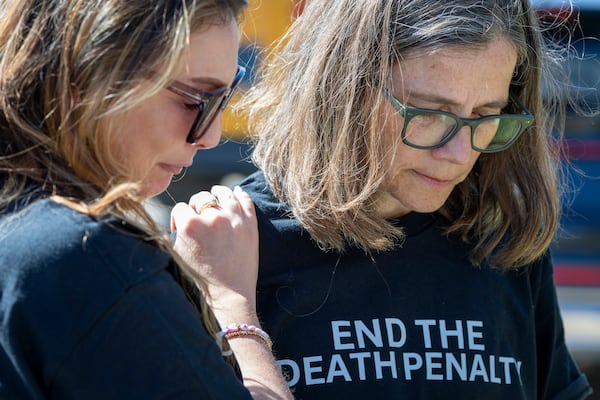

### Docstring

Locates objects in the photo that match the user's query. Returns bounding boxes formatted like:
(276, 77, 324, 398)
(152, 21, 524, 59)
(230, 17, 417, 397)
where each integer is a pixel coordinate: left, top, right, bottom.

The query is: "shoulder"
(240, 170, 306, 235)
(0, 199, 255, 398)
(239, 171, 280, 209)
(1, 197, 169, 284)
(0, 198, 183, 393)
(0, 198, 173, 342)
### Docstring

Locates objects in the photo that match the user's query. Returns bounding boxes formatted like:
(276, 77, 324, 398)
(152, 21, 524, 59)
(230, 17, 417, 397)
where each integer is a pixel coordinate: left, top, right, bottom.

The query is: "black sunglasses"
(166, 66, 246, 144)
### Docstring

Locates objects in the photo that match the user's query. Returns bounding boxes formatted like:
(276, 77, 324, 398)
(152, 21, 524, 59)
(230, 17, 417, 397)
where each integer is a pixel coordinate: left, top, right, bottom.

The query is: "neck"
(373, 191, 411, 219)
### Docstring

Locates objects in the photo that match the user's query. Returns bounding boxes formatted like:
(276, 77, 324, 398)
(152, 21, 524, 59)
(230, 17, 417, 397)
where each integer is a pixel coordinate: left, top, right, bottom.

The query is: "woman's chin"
(142, 177, 172, 200)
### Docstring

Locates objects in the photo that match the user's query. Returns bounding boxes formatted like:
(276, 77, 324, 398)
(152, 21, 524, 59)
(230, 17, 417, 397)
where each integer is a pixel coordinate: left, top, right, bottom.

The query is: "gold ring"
(196, 197, 219, 214)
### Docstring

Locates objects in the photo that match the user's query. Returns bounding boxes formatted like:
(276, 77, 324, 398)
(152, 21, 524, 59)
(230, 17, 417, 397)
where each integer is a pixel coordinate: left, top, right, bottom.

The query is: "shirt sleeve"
(533, 253, 593, 400)
(49, 269, 253, 400)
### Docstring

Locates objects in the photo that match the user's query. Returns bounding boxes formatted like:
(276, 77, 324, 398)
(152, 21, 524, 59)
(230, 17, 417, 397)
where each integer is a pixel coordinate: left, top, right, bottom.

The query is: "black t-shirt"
(242, 171, 592, 399)
(0, 198, 252, 399)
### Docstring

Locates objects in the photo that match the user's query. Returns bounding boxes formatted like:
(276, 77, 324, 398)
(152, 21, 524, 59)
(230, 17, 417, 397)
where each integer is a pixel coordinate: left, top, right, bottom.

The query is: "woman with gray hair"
(0, 0, 293, 398)
(238, 0, 592, 398)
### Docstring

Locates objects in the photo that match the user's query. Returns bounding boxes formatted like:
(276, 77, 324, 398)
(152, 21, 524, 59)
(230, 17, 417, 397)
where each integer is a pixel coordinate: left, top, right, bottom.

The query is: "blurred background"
(150, 0, 600, 394)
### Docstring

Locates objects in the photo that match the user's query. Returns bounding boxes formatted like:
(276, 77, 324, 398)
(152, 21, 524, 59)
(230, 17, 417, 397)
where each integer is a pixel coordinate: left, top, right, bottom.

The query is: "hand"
(170, 185, 259, 319)
(171, 186, 292, 399)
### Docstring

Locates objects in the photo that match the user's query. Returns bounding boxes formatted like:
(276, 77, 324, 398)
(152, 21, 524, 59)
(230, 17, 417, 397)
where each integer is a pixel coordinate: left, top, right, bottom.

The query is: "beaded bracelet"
(217, 323, 273, 356)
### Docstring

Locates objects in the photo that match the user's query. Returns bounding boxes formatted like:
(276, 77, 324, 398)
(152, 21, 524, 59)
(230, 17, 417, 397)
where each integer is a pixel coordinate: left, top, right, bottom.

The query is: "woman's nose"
(432, 125, 474, 164)
(192, 117, 223, 150)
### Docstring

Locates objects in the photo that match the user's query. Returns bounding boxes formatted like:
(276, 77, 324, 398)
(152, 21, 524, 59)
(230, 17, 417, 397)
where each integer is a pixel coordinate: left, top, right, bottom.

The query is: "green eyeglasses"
(383, 90, 534, 153)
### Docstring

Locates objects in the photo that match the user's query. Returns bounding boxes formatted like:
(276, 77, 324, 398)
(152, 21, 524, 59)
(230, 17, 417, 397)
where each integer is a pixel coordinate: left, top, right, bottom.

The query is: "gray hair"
(245, 0, 567, 269)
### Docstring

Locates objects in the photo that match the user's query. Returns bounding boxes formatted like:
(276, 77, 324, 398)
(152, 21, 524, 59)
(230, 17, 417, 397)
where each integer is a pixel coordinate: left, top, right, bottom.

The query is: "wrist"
(217, 323, 273, 356)
(208, 293, 258, 326)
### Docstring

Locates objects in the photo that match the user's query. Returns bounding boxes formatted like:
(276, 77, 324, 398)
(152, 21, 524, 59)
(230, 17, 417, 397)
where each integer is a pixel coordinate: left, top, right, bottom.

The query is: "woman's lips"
(414, 170, 453, 187)
(159, 163, 184, 175)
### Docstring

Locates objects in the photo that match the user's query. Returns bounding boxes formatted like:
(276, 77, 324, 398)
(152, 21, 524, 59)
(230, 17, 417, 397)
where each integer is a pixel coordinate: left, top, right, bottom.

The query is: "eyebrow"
(189, 76, 229, 88)
(404, 91, 509, 110)
(168, 77, 229, 99)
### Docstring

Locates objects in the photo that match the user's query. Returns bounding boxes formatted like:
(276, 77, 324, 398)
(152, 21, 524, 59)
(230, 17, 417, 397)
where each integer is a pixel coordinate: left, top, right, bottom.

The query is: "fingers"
(171, 185, 255, 234)
(234, 185, 256, 219)
(189, 190, 221, 215)
(188, 185, 254, 218)
(209, 185, 236, 211)
(170, 185, 259, 309)
(171, 189, 222, 237)
(170, 201, 198, 233)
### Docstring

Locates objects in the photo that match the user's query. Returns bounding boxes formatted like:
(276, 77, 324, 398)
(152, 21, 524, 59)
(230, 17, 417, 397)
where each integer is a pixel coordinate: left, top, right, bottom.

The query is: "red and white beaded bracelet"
(217, 323, 273, 356)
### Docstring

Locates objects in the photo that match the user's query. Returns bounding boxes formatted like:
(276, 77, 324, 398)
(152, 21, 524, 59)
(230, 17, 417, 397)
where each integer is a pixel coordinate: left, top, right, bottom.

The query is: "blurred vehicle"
(156, 0, 600, 392)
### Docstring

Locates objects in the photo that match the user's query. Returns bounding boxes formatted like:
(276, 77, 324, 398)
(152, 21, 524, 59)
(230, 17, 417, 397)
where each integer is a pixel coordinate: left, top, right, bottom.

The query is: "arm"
(171, 185, 293, 400)
(533, 253, 592, 399)
(51, 275, 255, 400)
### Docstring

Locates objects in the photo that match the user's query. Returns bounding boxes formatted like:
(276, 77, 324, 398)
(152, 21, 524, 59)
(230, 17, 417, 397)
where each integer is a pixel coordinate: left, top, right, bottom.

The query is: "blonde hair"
(0, 0, 246, 340)
(243, 0, 569, 270)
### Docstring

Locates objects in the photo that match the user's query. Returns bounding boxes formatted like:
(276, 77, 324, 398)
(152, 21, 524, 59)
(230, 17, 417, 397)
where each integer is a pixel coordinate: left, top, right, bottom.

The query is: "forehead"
(392, 38, 518, 105)
(176, 20, 240, 84)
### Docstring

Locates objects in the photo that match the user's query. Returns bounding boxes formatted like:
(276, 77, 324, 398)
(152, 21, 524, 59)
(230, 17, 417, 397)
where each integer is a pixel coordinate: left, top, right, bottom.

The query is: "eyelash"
(184, 102, 200, 111)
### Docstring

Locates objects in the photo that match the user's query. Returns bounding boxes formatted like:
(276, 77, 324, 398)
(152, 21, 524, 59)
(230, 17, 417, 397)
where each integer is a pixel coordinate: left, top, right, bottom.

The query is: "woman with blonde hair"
(0, 0, 291, 398)
(239, 0, 592, 398)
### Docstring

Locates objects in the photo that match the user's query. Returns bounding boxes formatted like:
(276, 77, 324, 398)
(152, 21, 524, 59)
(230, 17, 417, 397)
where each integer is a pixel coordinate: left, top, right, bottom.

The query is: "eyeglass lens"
(186, 66, 246, 144)
(404, 112, 526, 152)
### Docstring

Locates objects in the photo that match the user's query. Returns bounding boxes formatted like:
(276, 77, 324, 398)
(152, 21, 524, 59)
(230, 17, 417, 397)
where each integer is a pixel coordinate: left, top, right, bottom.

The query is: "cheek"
(110, 111, 165, 179)
(378, 117, 414, 179)
(123, 91, 192, 145)
(462, 152, 482, 179)
(380, 145, 416, 190)
(117, 133, 155, 179)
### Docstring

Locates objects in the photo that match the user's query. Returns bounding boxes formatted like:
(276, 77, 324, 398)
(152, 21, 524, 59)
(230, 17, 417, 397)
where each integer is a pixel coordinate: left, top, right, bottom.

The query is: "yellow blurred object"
(222, 0, 304, 139)
(241, 0, 299, 44)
